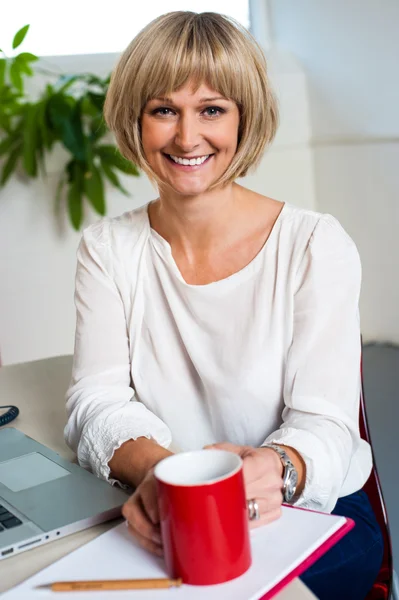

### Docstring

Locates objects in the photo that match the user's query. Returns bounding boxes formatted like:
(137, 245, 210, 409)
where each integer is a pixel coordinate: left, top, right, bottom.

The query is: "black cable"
(0, 405, 19, 426)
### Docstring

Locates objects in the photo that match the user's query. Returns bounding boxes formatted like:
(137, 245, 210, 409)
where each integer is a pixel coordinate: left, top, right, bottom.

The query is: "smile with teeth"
(168, 154, 211, 166)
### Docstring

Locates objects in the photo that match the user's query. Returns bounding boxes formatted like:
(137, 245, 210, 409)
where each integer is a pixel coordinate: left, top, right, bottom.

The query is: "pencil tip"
(35, 584, 50, 589)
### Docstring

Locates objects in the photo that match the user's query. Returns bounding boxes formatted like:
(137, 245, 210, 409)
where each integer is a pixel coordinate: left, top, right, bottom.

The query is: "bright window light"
(1, 1, 250, 57)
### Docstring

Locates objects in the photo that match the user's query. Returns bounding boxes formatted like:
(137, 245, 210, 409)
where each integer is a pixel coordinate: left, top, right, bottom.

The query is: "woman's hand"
(122, 467, 163, 556)
(111, 437, 174, 556)
(205, 442, 284, 528)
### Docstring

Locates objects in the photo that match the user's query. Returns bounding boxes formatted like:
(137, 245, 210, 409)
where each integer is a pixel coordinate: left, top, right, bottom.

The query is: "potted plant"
(0, 25, 140, 230)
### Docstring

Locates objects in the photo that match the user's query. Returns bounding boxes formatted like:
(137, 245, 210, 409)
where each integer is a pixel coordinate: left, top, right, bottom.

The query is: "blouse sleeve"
(64, 220, 172, 484)
(262, 214, 368, 512)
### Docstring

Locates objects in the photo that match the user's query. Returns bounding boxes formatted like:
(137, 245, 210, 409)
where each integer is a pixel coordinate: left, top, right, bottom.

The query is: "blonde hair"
(104, 11, 278, 188)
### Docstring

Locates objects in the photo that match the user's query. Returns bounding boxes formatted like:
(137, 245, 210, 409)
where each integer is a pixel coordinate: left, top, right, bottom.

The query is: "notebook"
(3, 505, 353, 600)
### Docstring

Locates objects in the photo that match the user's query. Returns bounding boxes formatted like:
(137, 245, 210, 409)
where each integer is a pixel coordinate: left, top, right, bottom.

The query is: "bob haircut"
(104, 11, 278, 188)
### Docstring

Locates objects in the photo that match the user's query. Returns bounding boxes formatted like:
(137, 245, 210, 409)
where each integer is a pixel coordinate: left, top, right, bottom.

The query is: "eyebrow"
(151, 96, 228, 104)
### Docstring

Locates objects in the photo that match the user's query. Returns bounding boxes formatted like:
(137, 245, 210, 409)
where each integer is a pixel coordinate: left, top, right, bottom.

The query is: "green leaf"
(68, 183, 83, 230)
(36, 99, 54, 150)
(0, 85, 16, 102)
(87, 92, 104, 112)
(0, 143, 22, 185)
(55, 74, 80, 94)
(0, 135, 18, 157)
(0, 113, 12, 134)
(0, 88, 23, 117)
(12, 25, 30, 50)
(95, 145, 139, 175)
(67, 163, 84, 230)
(83, 74, 106, 87)
(90, 115, 107, 142)
(36, 140, 45, 174)
(48, 94, 73, 126)
(84, 163, 105, 215)
(16, 61, 33, 77)
(66, 159, 76, 183)
(15, 52, 38, 63)
(101, 160, 129, 195)
(13, 53, 38, 78)
(22, 103, 39, 176)
(55, 176, 65, 213)
(0, 59, 6, 88)
(81, 95, 99, 118)
(45, 83, 54, 97)
(9, 61, 23, 93)
(48, 95, 86, 161)
(67, 99, 87, 161)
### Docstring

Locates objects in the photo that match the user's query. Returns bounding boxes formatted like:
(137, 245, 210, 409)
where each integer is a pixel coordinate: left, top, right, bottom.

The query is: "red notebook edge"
(258, 515, 355, 600)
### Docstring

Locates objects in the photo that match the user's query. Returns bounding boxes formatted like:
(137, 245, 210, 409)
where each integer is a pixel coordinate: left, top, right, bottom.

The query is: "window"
(1, 1, 250, 57)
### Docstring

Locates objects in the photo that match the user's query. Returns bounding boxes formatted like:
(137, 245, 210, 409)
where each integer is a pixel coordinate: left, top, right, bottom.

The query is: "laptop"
(0, 428, 129, 560)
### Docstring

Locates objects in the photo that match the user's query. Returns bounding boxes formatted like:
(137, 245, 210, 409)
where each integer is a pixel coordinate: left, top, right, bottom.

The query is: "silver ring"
(247, 498, 260, 521)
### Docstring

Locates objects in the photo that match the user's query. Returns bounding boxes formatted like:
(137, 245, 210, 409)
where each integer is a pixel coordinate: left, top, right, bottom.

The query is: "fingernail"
(125, 520, 130, 528)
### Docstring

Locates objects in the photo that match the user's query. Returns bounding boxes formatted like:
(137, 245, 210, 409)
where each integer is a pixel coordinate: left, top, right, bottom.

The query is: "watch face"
(285, 465, 298, 502)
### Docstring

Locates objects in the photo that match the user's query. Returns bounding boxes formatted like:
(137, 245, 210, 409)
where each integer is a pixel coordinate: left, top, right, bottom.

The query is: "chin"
(165, 180, 214, 197)
(176, 188, 212, 198)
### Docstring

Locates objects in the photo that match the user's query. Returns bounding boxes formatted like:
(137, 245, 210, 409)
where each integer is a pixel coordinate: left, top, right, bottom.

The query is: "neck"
(149, 183, 246, 255)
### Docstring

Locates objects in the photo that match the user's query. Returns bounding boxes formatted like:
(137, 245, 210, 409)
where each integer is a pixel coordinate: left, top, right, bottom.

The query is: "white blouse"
(64, 202, 372, 513)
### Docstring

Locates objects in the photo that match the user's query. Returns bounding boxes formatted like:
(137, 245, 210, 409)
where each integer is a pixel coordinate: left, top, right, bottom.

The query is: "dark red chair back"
(360, 366, 394, 600)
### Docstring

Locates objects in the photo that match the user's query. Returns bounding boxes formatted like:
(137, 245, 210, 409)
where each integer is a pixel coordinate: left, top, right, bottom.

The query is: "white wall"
(4, 0, 398, 364)
(0, 51, 315, 365)
(269, 0, 399, 344)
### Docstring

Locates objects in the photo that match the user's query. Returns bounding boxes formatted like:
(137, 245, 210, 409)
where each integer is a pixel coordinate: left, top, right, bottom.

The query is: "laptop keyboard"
(0, 505, 23, 531)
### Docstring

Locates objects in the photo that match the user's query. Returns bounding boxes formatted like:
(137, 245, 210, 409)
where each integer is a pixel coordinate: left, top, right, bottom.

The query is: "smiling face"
(141, 82, 240, 198)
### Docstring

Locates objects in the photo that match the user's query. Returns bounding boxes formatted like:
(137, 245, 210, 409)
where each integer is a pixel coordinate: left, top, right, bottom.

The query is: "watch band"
(261, 443, 298, 503)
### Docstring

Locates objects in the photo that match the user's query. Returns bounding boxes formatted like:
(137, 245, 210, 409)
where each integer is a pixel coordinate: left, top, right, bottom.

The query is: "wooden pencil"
(37, 578, 183, 592)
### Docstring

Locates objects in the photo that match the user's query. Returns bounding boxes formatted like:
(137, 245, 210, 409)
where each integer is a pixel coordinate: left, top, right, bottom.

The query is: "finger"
(249, 506, 282, 530)
(246, 493, 283, 520)
(245, 472, 284, 499)
(122, 494, 161, 545)
(140, 475, 160, 525)
(242, 454, 260, 485)
(126, 521, 163, 556)
(204, 442, 246, 454)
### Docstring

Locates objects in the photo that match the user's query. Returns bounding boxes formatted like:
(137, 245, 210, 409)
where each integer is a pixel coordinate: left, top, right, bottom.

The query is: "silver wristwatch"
(261, 443, 298, 503)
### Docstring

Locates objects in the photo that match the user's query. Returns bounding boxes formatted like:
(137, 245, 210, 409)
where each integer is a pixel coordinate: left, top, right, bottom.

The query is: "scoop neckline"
(146, 201, 288, 291)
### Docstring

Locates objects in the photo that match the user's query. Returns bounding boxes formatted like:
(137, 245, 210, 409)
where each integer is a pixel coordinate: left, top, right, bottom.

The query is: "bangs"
(130, 13, 253, 114)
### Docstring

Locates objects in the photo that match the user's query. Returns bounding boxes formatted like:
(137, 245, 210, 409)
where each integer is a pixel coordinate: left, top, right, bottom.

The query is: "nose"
(174, 113, 200, 152)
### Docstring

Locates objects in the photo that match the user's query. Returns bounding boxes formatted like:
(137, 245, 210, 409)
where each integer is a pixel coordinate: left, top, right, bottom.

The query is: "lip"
(163, 153, 213, 170)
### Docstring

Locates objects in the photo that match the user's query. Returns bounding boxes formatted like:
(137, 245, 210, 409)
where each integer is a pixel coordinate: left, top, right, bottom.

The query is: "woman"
(65, 11, 383, 599)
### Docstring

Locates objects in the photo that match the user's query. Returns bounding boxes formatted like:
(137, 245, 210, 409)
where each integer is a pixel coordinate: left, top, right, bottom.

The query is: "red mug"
(154, 449, 251, 585)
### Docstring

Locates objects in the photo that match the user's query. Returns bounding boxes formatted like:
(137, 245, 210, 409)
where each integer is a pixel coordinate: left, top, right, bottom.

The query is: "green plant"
(0, 25, 140, 230)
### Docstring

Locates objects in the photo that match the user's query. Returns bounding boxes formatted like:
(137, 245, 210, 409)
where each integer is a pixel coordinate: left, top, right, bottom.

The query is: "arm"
(263, 214, 370, 512)
(109, 437, 172, 488)
(64, 220, 172, 487)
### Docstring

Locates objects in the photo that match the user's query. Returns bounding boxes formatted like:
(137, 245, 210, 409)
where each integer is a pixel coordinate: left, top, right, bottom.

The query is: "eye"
(152, 107, 175, 117)
(203, 106, 225, 118)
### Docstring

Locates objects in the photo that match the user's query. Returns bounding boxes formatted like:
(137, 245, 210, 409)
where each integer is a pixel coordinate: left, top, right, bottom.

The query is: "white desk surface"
(0, 356, 317, 599)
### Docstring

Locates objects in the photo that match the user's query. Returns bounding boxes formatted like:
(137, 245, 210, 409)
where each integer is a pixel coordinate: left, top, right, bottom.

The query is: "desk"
(0, 356, 317, 599)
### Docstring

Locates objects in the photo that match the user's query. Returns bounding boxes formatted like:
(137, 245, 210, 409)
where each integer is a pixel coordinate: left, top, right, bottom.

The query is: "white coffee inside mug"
(154, 449, 242, 486)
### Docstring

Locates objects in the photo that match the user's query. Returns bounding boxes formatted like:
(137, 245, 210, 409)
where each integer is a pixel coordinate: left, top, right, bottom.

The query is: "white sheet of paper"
(3, 507, 347, 600)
